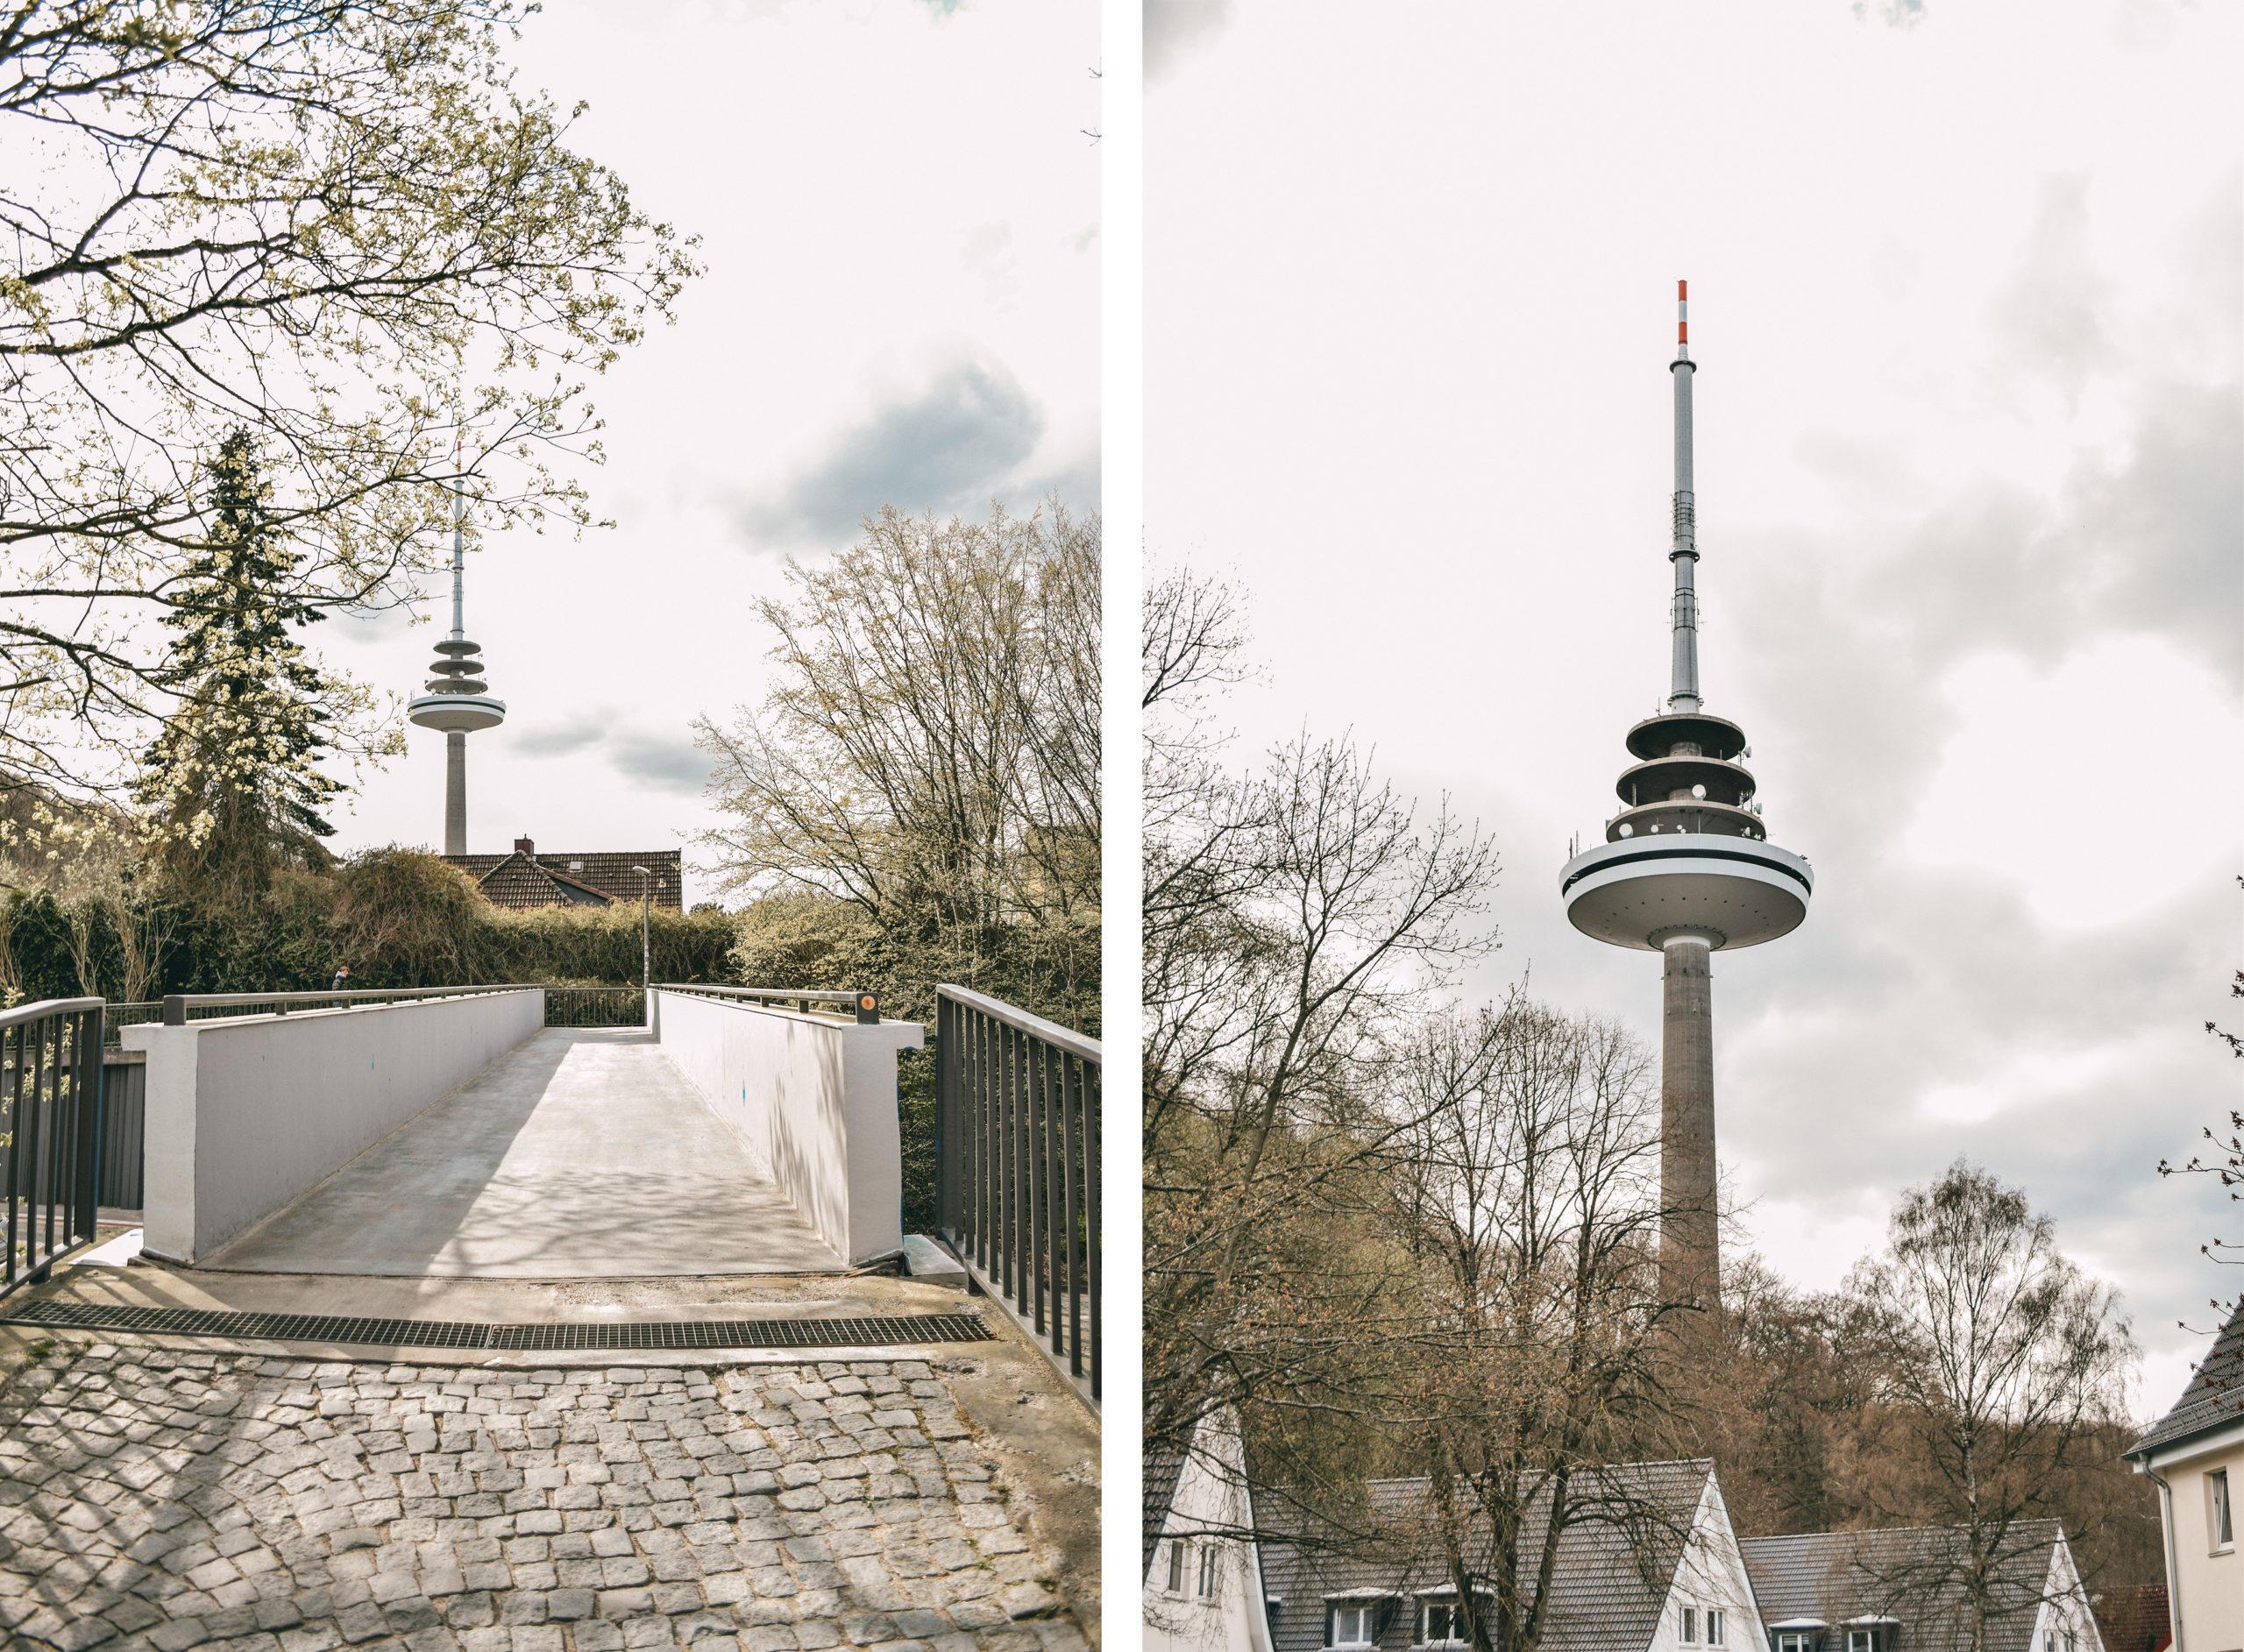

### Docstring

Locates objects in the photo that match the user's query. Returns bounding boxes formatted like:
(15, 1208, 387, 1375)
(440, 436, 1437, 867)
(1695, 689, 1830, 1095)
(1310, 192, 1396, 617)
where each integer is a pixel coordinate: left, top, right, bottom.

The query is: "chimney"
(515, 836, 535, 858)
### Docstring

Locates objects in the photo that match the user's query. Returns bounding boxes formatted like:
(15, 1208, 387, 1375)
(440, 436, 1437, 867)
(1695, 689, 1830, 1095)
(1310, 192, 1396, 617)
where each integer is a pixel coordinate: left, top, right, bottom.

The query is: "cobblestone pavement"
(0, 1345, 1087, 1652)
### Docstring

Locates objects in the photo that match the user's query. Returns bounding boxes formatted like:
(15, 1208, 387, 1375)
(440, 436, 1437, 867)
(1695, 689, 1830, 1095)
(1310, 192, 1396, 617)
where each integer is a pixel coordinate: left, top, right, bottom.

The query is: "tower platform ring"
(408, 692, 507, 734)
(1559, 834, 1811, 952)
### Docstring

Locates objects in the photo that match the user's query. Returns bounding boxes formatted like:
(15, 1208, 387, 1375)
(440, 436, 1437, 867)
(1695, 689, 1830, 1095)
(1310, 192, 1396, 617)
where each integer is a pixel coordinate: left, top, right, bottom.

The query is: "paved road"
(0, 1344, 1086, 1652)
(207, 1031, 847, 1279)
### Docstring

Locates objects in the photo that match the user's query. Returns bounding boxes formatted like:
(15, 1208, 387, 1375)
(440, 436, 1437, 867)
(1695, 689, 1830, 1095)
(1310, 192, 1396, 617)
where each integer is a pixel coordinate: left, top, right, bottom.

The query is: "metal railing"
(3, 996, 104, 1296)
(157, 983, 538, 1025)
(543, 986, 646, 1028)
(104, 1001, 162, 1046)
(936, 983, 1100, 1403)
(654, 984, 882, 1024)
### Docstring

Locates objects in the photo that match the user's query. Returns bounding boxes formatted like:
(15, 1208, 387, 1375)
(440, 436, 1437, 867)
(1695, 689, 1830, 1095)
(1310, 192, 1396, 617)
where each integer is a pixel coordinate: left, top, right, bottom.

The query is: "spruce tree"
(139, 431, 344, 898)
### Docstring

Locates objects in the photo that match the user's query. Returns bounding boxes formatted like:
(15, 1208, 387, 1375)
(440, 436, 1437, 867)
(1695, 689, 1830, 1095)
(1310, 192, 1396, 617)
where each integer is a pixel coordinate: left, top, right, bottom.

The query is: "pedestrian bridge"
(7, 979, 1101, 1407)
(119, 986, 921, 1277)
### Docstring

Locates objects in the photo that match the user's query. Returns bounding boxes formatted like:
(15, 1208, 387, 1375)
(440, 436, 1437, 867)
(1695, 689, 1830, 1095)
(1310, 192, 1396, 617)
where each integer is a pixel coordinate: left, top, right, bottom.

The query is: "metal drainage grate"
(0, 1301, 994, 1351)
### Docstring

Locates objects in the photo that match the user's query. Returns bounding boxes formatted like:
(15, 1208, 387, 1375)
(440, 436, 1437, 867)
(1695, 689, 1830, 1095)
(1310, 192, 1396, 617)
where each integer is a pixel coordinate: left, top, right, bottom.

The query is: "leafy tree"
(0, 0, 697, 793)
(695, 499, 1101, 1030)
(137, 431, 361, 900)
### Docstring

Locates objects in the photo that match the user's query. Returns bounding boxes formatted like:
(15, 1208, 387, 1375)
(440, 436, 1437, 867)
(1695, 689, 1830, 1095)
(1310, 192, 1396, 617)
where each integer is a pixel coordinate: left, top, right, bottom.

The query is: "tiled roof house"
(1145, 1432, 2110, 1652)
(2124, 1294, 2243, 1652)
(442, 838, 684, 912)
(1251, 1460, 1760, 1652)
(1738, 1522, 2100, 1652)
(1146, 1412, 1276, 1652)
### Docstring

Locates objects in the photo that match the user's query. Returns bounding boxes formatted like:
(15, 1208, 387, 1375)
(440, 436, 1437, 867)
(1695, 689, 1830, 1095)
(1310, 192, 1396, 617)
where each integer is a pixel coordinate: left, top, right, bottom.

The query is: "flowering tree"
(0, 0, 697, 793)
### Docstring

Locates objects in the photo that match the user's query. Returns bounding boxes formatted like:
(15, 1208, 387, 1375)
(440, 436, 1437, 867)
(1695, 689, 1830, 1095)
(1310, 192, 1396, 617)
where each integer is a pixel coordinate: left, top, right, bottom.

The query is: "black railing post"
(937, 991, 960, 1244)
(2, 1020, 16, 1291)
(73, 1008, 96, 1239)
(25, 1014, 49, 1281)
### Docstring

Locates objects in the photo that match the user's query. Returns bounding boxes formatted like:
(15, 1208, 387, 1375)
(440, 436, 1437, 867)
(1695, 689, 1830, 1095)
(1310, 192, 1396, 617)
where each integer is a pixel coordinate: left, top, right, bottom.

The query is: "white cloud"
(1902, 640, 2242, 931)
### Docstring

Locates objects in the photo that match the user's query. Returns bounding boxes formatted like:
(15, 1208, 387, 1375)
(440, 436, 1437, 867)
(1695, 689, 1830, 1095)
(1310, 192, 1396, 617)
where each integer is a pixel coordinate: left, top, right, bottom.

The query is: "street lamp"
(632, 865, 653, 1003)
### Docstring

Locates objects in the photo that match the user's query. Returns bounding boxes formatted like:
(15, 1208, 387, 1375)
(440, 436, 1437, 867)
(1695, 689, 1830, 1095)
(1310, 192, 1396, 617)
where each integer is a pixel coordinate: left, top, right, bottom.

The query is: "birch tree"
(1846, 1161, 2135, 1650)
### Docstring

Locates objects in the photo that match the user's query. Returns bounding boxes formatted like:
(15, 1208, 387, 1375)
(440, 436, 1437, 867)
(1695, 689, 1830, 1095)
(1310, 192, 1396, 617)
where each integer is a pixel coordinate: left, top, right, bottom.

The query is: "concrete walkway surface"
(205, 1029, 849, 1278)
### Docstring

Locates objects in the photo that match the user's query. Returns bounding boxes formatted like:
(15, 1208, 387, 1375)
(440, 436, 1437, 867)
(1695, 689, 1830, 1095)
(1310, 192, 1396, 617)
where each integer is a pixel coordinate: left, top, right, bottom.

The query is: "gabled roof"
(468, 854, 615, 911)
(1256, 1460, 1713, 1652)
(441, 847, 684, 911)
(1739, 1522, 2070, 1652)
(2126, 1294, 2244, 1458)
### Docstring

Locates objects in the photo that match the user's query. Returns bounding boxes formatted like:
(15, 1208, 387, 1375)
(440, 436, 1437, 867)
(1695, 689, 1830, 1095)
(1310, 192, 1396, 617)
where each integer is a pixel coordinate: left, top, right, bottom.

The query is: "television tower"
(407, 455, 505, 854)
(1557, 284, 1814, 1313)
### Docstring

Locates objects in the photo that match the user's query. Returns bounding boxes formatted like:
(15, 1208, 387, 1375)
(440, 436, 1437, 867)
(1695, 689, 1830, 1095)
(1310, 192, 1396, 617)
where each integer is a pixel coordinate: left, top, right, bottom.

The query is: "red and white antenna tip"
(1677, 280, 1689, 349)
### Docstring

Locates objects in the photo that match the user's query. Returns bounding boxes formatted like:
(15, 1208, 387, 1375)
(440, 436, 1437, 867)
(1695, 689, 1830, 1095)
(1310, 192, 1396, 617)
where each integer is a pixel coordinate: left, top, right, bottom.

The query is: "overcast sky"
(317, 0, 1099, 890)
(1147, 0, 2240, 1414)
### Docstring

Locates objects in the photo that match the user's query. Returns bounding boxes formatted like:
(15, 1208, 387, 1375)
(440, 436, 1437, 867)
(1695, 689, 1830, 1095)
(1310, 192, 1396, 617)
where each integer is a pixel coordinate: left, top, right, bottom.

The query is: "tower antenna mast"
(451, 431, 466, 643)
(1669, 280, 1700, 713)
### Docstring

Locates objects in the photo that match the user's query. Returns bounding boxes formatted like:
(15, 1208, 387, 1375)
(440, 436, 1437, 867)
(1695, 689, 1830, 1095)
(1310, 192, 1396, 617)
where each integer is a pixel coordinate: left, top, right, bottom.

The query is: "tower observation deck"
(407, 464, 505, 855)
(1557, 284, 1813, 1314)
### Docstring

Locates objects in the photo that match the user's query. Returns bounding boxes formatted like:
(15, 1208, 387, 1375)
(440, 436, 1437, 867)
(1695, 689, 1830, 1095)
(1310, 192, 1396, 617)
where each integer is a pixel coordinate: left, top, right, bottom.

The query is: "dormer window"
(1329, 1601, 1381, 1648)
(1778, 1635, 1814, 1652)
(1848, 1633, 1876, 1652)
(1419, 1598, 1488, 1647)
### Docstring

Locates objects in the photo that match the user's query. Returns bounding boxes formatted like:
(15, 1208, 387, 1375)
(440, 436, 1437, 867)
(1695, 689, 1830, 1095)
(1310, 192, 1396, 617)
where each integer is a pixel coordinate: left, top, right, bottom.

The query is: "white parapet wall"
(652, 990, 922, 1266)
(124, 989, 545, 1265)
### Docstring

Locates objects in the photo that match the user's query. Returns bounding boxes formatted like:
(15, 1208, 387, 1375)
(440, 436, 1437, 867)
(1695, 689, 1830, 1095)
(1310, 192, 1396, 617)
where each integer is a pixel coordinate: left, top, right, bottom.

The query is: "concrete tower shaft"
(1660, 936, 1718, 1309)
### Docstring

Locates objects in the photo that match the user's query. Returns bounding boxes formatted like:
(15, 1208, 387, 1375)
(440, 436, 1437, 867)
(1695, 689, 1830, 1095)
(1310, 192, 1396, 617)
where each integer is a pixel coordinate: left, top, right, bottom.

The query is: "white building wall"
(2027, 1537, 2106, 1652)
(127, 989, 544, 1263)
(2141, 1422, 2244, 1652)
(1146, 1412, 1274, 1652)
(1649, 1477, 1769, 1652)
(651, 990, 921, 1265)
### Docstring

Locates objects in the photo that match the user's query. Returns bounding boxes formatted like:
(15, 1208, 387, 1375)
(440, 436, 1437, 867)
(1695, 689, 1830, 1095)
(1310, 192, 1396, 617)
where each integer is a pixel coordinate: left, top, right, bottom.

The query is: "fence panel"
(543, 987, 646, 1028)
(99, 1053, 146, 1209)
(935, 985, 1099, 1405)
(2, 997, 105, 1296)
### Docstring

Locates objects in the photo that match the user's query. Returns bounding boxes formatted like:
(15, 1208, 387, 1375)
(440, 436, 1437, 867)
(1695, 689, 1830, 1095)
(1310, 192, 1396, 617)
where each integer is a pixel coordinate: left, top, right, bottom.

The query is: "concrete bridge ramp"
(206, 1029, 849, 1278)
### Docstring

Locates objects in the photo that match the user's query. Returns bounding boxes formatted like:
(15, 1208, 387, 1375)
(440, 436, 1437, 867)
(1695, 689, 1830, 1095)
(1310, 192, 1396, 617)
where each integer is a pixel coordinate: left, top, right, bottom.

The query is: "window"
(1848, 1633, 1875, 1652)
(1165, 1541, 1184, 1595)
(1198, 1545, 1221, 1600)
(1422, 1602, 1462, 1646)
(1779, 1636, 1814, 1652)
(1707, 1611, 1725, 1647)
(1681, 1607, 1700, 1644)
(1330, 1603, 1378, 1648)
(2212, 1469, 2235, 1551)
